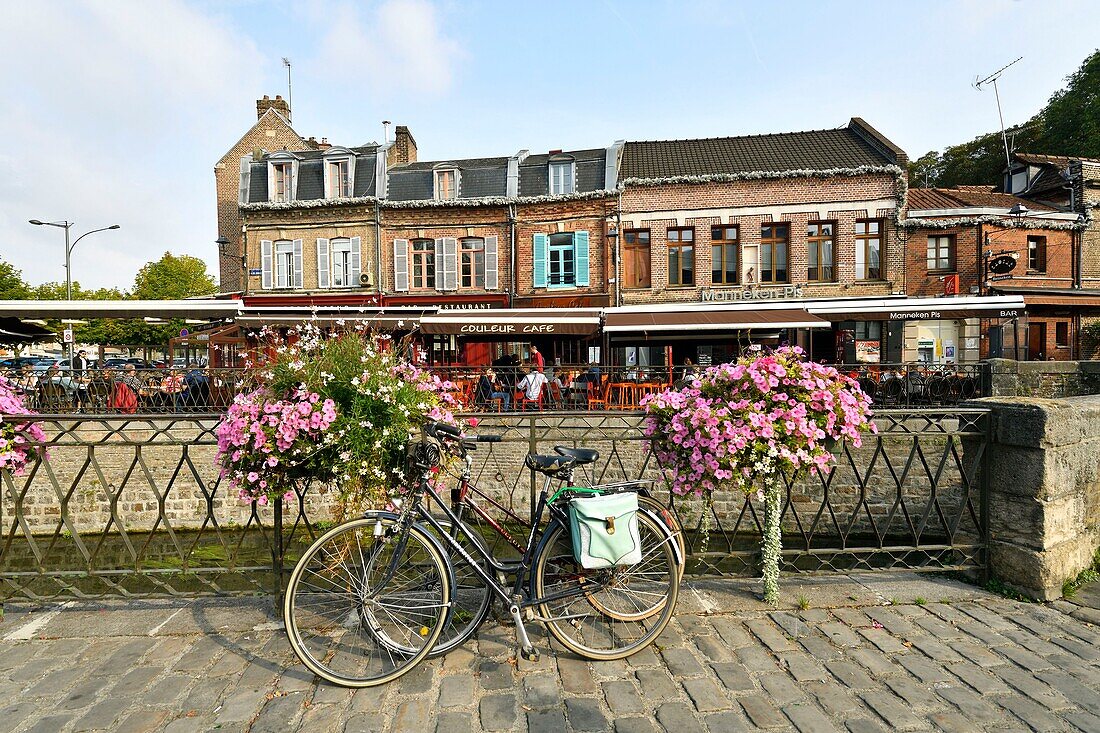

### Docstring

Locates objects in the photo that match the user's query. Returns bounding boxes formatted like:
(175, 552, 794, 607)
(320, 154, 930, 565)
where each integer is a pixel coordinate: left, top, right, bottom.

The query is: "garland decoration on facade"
(240, 189, 618, 212)
(898, 215, 1087, 231)
(641, 347, 875, 605)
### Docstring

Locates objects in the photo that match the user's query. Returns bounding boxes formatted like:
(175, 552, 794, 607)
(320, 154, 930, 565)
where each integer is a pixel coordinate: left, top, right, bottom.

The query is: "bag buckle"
(605, 516, 615, 535)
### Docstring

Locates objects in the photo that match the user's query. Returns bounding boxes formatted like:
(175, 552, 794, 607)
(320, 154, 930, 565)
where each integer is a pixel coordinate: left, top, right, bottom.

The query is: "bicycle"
(283, 421, 681, 687)
(424, 440, 686, 657)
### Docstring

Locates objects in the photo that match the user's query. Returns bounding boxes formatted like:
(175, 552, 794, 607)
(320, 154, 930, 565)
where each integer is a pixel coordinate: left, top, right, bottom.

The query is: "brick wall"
(513, 197, 616, 300)
(215, 108, 307, 293)
(241, 205, 377, 293)
(1079, 161, 1100, 281)
(619, 175, 902, 304)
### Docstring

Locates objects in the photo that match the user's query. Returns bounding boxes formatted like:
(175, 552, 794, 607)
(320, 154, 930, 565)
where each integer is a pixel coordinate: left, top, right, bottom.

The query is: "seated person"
(516, 365, 549, 406)
(475, 367, 511, 411)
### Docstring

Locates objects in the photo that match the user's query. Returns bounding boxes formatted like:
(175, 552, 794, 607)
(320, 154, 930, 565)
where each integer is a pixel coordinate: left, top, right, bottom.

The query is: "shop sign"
(988, 255, 1018, 275)
(438, 303, 495, 310)
(702, 286, 805, 302)
(459, 323, 561, 334)
(888, 308, 1023, 320)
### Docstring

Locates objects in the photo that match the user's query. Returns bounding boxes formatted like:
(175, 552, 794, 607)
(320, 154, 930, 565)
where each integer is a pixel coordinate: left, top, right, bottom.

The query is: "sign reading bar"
(885, 308, 1023, 321)
(702, 286, 805, 302)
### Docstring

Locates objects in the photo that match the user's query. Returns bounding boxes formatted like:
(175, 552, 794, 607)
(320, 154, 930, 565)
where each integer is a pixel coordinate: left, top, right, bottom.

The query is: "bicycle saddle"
(525, 454, 575, 474)
(554, 446, 599, 464)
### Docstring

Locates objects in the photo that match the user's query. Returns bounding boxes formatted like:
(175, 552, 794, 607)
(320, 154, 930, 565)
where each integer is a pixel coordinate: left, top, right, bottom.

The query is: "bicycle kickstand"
(507, 601, 539, 662)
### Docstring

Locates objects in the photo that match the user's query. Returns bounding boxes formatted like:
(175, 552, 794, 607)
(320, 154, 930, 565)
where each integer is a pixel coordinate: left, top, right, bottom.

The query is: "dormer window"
(268, 158, 298, 203)
(326, 159, 352, 198)
(434, 168, 458, 200)
(549, 159, 575, 195)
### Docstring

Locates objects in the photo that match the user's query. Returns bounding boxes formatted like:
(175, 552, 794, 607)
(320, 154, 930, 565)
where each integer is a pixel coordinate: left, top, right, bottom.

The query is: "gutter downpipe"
(508, 203, 517, 306)
(375, 200, 383, 302)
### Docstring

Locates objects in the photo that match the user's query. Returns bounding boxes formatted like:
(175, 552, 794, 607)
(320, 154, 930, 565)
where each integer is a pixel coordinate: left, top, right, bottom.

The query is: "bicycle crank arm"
(507, 603, 539, 662)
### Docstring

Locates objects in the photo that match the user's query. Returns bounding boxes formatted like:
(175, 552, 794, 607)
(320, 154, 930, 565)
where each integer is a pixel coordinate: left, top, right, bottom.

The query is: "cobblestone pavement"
(2, 573, 1099, 732)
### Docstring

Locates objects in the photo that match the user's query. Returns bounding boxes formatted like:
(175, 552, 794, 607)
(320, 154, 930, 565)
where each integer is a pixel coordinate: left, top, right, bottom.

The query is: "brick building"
(903, 186, 1084, 362)
(607, 119, 910, 367)
(214, 96, 312, 293)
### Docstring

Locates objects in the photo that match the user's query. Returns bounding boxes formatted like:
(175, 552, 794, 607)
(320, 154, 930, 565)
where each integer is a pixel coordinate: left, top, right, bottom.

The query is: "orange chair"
(587, 378, 610, 411)
(516, 388, 543, 412)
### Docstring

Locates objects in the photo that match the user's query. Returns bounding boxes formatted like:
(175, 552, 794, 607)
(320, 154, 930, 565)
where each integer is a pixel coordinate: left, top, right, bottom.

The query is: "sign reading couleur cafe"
(459, 323, 557, 334)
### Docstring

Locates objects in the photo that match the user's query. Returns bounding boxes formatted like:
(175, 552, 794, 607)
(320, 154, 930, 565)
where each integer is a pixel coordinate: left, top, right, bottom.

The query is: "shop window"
(760, 224, 789, 283)
(410, 238, 436, 290)
(1056, 321, 1069, 348)
(668, 227, 694, 286)
(624, 229, 651, 289)
(1028, 236, 1047, 273)
(806, 221, 836, 282)
(460, 237, 485, 289)
(711, 225, 739, 285)
(855, 219, 883, 280)
(927, 235, 955, 272)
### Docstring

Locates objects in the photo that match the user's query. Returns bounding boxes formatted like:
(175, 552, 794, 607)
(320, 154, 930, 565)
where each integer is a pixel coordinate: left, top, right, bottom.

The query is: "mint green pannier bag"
(568, 492, 643, 569)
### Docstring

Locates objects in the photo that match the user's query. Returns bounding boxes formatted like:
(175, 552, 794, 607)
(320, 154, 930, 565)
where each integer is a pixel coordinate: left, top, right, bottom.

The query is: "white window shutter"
(434, 239, 445, 291)
(292, 239, 303, 288)
(484, 235, 499, 290)
(238, 157, 251, 204)
(350, 236, 362, 285)
(260, 240, 273, 290)
(393, 239, 409, 292)
(442, 237, 458, 291)
(855, 239, 866, 280)
(316, 239, 330, 289)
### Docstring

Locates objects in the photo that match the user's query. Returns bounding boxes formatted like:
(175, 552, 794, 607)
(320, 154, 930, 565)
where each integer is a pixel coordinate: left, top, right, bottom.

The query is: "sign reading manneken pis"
(702, 286, 805, 302)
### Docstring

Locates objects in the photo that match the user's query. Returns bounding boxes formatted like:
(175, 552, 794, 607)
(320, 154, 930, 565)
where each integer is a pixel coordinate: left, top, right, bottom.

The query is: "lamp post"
(28, 219, 120, 363)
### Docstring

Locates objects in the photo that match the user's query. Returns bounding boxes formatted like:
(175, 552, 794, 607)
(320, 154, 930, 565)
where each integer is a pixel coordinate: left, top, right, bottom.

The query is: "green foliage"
(132, 252, 216, 300)
(909, 49, 1100, 188)
(913, 596, 927, 606)
(0, 257, 31, 300)
(1061, 547, 1100, 598)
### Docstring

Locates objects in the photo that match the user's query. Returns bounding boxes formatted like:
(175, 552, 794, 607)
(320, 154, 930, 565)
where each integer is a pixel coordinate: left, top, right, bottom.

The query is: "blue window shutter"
(574, 231, 590, 287)
(532, 232, 550, 286)
(533, 234, 548, 288)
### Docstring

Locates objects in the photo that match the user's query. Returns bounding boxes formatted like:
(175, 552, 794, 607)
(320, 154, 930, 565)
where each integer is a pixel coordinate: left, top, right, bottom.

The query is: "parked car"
(0, 356, 42, 369)
(103, 358, 131, 368)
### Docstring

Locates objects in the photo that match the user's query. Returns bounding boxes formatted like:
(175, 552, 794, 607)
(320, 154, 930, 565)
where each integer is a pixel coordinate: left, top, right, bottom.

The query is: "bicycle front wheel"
(533, 511, 679, 661)
(284, 517, 451, 687)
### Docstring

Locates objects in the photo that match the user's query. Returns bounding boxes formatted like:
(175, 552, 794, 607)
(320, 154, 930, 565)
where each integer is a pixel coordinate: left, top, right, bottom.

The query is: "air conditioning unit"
(359, 272, 374, 288)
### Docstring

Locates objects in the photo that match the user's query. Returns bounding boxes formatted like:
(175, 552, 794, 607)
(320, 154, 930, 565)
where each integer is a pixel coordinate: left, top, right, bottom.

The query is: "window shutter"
(855, 239, 866, 280)
(434, 239, 445, 291)
(260, 240, 273, 290)
(350, 236, 362, 285)
(484, 235, 499, 290)
(442, 237, 458, 291)
(316, 238, 330, 289)
(292, 239, 303, 288)
(393, 239, 409, 292)
(533, 233, 548, 288)
(574, 231, 590, 287)
(239, 158, 251, 204)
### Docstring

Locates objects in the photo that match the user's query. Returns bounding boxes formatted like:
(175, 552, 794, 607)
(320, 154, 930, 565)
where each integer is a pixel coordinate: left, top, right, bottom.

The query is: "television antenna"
(282, 57, 293, 122)
(974, 56, 1023, 172)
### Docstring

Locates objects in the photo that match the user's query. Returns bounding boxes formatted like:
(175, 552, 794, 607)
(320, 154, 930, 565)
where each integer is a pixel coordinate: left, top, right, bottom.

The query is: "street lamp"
(28, 219, 120, 363)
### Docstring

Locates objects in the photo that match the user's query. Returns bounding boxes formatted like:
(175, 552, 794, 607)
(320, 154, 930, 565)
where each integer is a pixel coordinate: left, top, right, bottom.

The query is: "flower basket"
(642, 346, 874, 604)
(0, 376, 48, 477)
(215, 324, 464, 517)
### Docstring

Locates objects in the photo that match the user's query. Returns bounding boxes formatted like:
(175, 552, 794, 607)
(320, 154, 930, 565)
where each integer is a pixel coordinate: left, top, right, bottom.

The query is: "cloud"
(0, 0, 266, 290)
(309, 0, 463, 95)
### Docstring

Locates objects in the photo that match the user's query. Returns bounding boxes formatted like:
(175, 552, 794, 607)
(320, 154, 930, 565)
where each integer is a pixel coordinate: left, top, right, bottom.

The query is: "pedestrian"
(530, 344, 545, 370)
(69, 349, 91, 411)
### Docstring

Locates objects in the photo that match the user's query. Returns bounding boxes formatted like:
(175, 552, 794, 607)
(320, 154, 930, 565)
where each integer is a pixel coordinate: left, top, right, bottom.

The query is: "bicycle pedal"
(520, 648, 540, 663)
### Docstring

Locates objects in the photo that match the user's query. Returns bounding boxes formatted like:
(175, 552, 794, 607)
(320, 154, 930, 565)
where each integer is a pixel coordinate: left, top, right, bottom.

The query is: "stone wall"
(977, 395, 1100, 600)
(988, 358, 1100, 398)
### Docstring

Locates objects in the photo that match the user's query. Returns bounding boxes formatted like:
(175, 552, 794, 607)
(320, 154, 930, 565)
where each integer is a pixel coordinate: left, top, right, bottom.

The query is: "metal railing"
(0, 409, 990, 602)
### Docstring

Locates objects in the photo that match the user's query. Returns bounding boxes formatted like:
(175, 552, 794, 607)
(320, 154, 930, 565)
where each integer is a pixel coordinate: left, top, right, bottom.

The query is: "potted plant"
(642, 346, 875, 605)
(0, 376, 48, 478)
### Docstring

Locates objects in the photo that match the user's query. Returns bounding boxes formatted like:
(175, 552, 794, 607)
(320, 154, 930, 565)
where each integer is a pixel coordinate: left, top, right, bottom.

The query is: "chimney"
(318, 137, 331, 150)
(387, 125, 418, 168)
(256, 94, 291, 120)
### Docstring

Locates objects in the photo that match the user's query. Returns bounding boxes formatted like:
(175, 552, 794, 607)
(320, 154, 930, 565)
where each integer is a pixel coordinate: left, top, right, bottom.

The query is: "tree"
(0, 257, 31, 300)
(132, 252, 217, 300)
(908, 49, 1099, 189)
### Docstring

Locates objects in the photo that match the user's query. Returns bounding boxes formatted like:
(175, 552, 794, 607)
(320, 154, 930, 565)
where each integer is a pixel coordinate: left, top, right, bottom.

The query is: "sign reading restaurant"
(702, 286, 806, 302)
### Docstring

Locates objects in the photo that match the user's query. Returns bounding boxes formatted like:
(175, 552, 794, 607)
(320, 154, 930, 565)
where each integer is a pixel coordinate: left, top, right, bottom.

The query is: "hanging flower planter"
(0, 376, 48, 477)
(641, 346, 875, 605)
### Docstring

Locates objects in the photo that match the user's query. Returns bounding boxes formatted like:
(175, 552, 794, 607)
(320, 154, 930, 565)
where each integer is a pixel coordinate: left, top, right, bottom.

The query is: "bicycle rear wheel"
(284, 517, 451, 687)
(533, 511, 678, 661)
(637, 495, 685, 580)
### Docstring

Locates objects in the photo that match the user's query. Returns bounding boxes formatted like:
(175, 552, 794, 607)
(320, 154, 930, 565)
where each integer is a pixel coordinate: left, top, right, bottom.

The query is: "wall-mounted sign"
(988, 255, 1018, 275)
(702, 285, 805, 302)
(249, 268, 262, 276)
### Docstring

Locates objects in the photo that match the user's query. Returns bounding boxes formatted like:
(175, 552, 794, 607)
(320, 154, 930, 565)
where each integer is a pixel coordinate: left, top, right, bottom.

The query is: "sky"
(1, 0, 1098, 291)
